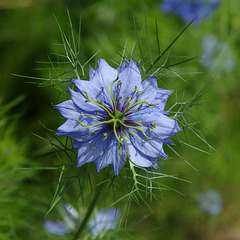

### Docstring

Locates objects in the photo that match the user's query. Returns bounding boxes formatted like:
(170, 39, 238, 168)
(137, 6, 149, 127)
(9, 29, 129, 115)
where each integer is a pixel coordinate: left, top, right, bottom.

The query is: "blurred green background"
(0, 0, 240, 239)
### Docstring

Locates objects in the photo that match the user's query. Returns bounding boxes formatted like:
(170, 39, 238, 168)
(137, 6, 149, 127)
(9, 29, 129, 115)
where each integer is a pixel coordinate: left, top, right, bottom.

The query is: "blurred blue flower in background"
(43, 203, 79, 235)
(44, 203, 120, 236)
(44, 221, 71, 236)
(200, 35, 235, 73)
(160, 0, 220, 24)
(198, 190, 223, 215)
(55, 59, 181, 176)
(88, 208, 120, 236)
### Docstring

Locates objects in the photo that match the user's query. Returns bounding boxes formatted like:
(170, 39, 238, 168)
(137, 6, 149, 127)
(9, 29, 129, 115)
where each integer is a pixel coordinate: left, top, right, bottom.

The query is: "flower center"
(73, 77, 154, 151)
(110, 110, 124, 127)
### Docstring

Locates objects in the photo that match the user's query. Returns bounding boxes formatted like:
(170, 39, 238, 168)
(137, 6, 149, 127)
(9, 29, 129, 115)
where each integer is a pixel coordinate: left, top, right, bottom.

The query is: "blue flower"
(198, 190, 223, 216)
(160, 0, 220, 24)
(43, 221, 71, 236)
(43, 203, 79, 235)
(88, 208, 120, 236)
(55, 59, 181, 176)
(200, 35, 235, 73)
(43, 204, 120, 236)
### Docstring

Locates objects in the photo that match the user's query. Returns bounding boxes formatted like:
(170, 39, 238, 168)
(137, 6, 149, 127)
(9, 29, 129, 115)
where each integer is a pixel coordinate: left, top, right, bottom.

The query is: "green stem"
(72, 184, 104, 240)
(122, 99, 155, 116)
(117, 119, 152, 140)
(108, 75, 119, 111)
(73, 118, 115, 128)
(113, 120, 123, 145)
(83, 91, 114, 119)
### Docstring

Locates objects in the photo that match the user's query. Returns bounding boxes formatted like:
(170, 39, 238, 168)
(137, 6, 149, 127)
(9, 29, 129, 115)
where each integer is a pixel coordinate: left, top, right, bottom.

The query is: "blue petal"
(129, 129, 168, 159)
(117, 58, 129, 73)
(75, 133, 126, 176)
(56, 118, 102, 142)
(129, 82, 171, 114)
(94, 137, 117, 173)
(72, 79, 106, 104)
(90, 59, 118, 105)
(155, 89, 173, 110)
(137, 77, 158, 103)
(89, 66, 96, 80)
(125, 139, 156, 168)
(130, 110, 181, 140)
(101, 137, 125, 176)
(147, 114, 181, 140)
(75, 132, 114, 168)
(117, 59, 142, 107)
(54, 100, 80, 119)
(43, 221, 70, 236)
(91, 59, 118, 85)
(69, 88, 106, 114)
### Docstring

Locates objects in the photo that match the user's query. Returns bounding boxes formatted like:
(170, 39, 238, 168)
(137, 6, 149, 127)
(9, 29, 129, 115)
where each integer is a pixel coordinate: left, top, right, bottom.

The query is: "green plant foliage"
(0, 0, 240, 239)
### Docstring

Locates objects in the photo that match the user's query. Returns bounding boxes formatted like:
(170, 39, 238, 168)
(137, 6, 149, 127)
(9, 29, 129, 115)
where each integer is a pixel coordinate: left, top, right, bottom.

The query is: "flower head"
(55, 59, 181, 176)
(43, 203, 79, 235)
(160, 0, 220, 24)
(200, 35, 235, 73)
(43, 221, 71, 236)
(88, 208, 120, 236)
(198, 190, 223, 216)
(43, 204, 120, 237)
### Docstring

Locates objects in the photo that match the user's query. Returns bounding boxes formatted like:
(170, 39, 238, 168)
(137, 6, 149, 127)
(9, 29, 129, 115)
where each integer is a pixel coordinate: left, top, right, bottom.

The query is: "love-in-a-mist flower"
(161, 0, 220, 24)
(88, 208, 120, 236)
(43, 204, 120, 237)
(200, 35, 235, 73)
(43, 203, 79, 236)
(55, 59, 181, 176)
(198, 190, 223, 216)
